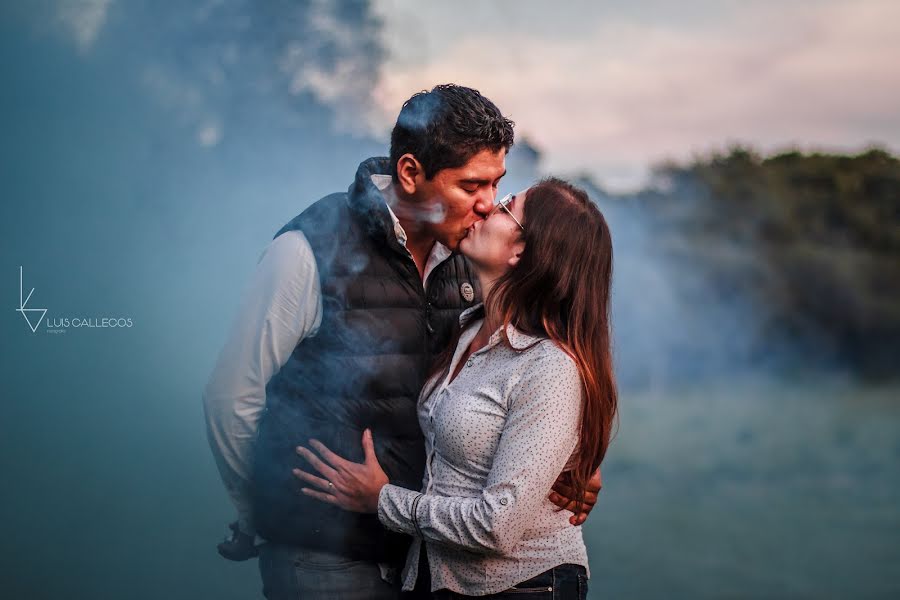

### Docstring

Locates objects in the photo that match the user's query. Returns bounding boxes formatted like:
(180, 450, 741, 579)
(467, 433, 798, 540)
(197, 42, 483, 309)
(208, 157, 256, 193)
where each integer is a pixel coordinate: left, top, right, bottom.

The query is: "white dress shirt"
(203, 174, 451, 536)
(377, 305, 590, 595)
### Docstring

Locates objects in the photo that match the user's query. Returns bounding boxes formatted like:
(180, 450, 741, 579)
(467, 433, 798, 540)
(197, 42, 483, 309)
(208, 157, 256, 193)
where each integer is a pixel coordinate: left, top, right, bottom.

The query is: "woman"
(294, 178, 617, 598)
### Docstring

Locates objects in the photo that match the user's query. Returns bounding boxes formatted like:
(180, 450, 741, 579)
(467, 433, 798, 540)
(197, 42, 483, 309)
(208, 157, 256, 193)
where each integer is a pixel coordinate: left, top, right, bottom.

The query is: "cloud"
(372, 0, 900, 189)
(277, 0, 386, 133)
(50, 1, 387, 143)
(140, 64, 223, 148)
(197, 122, 222, 148)
(57, 0, 113, 53)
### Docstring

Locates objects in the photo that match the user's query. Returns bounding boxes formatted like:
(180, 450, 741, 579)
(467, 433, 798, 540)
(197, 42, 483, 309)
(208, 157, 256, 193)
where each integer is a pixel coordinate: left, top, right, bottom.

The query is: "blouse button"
(466, 359, 474, 367)
(499, 498, 508, 506)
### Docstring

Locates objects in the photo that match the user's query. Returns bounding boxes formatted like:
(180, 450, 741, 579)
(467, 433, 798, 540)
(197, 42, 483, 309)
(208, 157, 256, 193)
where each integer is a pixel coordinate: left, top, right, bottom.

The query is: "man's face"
(416, 148, 507, 251)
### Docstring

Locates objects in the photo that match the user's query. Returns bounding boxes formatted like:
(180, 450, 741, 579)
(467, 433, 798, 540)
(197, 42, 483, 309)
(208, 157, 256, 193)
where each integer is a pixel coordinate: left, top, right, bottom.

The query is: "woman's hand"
(293, 429, 388, 514)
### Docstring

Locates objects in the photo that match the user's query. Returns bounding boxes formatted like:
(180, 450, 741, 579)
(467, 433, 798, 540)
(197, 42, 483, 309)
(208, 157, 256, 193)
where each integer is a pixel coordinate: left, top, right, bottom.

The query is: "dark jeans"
(430, 564, 588, 600)
(258, 543, 398, 600)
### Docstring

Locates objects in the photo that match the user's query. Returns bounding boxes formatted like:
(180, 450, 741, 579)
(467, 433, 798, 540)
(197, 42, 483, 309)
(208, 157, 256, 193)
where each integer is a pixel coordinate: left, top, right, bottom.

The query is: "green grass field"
(583, 375, 900, 598)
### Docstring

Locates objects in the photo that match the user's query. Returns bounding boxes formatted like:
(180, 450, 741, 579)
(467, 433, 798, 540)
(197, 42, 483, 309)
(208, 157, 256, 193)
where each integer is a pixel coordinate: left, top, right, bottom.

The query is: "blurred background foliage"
(574, 146, 900, 383)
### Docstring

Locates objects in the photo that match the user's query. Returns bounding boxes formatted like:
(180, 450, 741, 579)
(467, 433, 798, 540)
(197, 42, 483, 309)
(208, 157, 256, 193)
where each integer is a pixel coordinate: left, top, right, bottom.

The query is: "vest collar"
(349, 159, 454, 274)
(347, 157, 404, 252)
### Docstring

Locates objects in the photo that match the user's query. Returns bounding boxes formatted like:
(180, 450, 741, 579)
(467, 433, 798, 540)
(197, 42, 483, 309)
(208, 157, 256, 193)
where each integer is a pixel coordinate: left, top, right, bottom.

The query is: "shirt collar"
(458, 303, 545, 351)
(371, 174, 408, 247)
(458, 303, 484, 328)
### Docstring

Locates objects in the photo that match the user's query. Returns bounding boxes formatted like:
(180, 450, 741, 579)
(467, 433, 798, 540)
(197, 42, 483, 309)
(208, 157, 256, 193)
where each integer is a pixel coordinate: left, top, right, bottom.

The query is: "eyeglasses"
(492, 193, 525, 232)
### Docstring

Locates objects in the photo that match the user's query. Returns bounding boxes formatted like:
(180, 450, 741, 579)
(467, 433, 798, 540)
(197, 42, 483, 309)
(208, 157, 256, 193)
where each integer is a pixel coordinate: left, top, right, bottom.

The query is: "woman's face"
(459, 188, 527, 276)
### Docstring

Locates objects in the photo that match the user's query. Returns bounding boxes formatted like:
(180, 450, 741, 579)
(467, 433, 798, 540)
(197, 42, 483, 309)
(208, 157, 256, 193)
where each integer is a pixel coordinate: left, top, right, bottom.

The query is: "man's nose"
(474, 190, 495, 218)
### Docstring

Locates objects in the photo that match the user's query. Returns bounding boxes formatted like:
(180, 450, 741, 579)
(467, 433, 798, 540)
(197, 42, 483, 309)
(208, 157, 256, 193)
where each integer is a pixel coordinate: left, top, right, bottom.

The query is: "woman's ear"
(396, 154, 423, 195)
(507, 241, 525, 269)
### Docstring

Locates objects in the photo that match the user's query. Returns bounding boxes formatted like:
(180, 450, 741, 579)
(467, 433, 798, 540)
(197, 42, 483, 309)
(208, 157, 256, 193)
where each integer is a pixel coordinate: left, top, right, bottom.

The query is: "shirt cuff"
(377, 483, 422, 537)
(238, 511, 256, 538)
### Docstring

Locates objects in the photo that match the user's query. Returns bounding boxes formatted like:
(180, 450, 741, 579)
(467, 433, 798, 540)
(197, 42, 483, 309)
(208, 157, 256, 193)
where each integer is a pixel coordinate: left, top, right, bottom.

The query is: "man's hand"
(217, 521, 259, 561)
(549, 467, 602, 526)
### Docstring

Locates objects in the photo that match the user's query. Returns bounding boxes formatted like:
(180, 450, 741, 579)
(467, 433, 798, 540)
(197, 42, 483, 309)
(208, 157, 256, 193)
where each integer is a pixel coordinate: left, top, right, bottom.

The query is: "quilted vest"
(252, 157, 481, 562)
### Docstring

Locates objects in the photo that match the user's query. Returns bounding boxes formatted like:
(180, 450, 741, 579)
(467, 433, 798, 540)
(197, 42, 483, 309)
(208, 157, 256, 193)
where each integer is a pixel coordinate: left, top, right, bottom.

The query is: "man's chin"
(437, 233, 464, 252)
(431, 226, 471, 252)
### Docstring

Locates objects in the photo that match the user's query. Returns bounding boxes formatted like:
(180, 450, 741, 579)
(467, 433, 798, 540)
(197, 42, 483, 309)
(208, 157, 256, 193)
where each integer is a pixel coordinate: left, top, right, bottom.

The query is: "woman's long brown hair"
(437, 177, 618, 513)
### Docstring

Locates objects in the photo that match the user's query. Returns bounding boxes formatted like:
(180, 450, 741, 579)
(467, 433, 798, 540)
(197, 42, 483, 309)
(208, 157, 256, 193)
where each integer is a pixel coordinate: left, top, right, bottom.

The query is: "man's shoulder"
(273, 191, 350, 240)
(303, 191, 351, 217)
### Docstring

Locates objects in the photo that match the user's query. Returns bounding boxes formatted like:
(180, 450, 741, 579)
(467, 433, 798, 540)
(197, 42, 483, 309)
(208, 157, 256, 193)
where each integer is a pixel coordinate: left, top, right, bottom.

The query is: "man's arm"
(202, 230, 322, 552)
(550, 467, 602, 526)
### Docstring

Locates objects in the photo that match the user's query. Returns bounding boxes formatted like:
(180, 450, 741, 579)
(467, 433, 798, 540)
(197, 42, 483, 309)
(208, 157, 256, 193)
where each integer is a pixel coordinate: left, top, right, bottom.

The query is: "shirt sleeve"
(377, 347, 583, 555)
(202, 230, 322, 536)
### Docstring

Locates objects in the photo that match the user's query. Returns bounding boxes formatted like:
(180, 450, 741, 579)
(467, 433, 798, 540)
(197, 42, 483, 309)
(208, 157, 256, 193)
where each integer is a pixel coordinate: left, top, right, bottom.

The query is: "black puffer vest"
(252, 158, 481, 562)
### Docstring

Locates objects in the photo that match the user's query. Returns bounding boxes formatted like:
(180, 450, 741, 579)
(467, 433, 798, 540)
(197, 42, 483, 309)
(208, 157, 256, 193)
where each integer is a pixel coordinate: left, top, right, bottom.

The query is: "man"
(203, 84, 599, 599)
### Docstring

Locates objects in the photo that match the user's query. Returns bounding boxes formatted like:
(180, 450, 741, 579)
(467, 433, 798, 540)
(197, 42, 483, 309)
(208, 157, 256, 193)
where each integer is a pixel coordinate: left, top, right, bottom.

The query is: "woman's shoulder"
(506, 326, 580, 379)
(535, 340, 581, 382)
(505, 336, 583, 415)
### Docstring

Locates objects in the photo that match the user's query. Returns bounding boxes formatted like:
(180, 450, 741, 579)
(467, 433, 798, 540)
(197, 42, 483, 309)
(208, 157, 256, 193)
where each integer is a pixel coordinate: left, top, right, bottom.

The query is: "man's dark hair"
(389, 84, 515, 182)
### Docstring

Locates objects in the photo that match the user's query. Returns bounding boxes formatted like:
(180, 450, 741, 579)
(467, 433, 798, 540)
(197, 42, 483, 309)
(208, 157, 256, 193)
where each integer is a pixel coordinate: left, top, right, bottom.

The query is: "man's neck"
(399, 217, 435, 280)
(390, 183, 438, 280)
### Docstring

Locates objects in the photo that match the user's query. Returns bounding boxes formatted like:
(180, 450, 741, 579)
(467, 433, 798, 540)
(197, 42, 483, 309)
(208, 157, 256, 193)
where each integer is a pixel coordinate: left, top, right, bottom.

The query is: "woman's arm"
(377, 350, 582, 554)
(295, 348, 583, 556)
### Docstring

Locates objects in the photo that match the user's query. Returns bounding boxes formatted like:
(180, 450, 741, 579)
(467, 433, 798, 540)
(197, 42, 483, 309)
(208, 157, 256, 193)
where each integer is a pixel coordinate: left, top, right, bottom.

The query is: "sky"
(371, 0, 900, 190)
(33, 0, 900, 190)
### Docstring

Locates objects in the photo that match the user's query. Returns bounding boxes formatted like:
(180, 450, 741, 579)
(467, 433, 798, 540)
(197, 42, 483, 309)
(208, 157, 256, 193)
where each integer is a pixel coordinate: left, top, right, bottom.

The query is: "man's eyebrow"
(460, 170, 507, 184)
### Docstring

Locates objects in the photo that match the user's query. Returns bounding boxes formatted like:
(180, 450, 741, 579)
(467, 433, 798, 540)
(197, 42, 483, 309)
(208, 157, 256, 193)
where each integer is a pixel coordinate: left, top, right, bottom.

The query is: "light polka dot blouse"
(377, 304, 590, 595)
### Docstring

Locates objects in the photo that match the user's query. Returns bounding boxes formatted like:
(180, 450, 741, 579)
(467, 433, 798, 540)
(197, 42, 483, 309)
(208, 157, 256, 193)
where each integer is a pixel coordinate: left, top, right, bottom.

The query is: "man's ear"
(396, 154, 424, 195)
